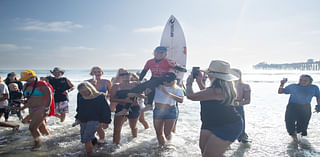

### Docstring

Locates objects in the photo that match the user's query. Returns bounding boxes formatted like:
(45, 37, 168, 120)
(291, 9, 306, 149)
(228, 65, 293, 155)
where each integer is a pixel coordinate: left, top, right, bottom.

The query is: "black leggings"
(285, 103, 311, 136)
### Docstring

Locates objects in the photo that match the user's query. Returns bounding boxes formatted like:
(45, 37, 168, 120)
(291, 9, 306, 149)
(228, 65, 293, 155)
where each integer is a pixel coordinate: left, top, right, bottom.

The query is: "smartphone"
(192, 67, 200, 78)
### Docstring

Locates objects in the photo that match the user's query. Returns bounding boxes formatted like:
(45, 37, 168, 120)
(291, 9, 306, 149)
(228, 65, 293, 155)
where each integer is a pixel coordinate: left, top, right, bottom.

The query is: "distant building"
(253, 59, 320, 70)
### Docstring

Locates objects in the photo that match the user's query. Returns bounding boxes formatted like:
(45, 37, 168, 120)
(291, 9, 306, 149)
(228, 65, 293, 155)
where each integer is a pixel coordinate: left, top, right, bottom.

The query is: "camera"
(192, 67, 200, 78)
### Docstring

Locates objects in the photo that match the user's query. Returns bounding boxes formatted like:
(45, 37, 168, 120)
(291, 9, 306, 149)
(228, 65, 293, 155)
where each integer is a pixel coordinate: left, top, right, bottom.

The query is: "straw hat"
(19, 70, 36, 81)
(50, 67, 65, 75)
(201, 60, 238, 81)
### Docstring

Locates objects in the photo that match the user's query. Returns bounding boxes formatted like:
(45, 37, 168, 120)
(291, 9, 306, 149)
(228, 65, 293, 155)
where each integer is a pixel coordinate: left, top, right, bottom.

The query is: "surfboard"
(160, 15, 187, 82)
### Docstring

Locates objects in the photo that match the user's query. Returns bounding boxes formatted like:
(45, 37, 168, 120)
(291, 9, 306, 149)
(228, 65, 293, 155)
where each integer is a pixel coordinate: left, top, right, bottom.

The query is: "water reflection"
(287, 138, 320, 157)
(230, 143, 251, 157)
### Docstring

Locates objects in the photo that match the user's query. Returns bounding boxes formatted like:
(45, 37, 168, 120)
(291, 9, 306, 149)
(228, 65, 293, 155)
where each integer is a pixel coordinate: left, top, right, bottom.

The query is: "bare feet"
(32, 139, 41, 150)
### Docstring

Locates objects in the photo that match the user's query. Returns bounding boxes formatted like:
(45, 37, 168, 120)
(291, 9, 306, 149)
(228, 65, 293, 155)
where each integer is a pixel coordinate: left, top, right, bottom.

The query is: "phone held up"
(192, 67, 200, 79)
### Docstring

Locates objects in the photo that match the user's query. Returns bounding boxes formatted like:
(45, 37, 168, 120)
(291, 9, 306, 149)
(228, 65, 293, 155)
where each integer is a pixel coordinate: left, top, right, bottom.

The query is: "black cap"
(164, 72, 177, 82)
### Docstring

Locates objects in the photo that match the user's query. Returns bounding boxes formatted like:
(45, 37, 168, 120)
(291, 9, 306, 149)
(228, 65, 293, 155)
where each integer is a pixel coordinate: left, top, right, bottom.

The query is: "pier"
(253, 59, 320, 70)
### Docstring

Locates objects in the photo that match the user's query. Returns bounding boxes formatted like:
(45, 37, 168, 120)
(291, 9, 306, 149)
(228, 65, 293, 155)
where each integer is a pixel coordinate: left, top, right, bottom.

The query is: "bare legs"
(139, 111, 149, 129)
(199, 130, 232, 157)
(113, 115, 138, 144)
(153, 119, 176, 145)
(29, 109, 47, 148)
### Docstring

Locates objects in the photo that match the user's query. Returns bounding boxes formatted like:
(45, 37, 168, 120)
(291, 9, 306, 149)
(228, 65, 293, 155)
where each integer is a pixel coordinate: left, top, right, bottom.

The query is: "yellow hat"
(19, 70, 36, 81)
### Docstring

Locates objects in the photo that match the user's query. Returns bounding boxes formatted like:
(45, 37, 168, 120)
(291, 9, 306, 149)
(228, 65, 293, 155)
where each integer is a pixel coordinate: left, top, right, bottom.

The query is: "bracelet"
(279, 86, 284, 89)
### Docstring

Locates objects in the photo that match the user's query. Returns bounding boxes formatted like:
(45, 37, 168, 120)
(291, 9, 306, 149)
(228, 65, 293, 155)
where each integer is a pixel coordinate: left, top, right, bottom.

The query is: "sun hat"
(230, 68, 241, 79)
(50, 67, 65, 75)
(163, 72, 177, 82)
(201, 60, 238, 81)
(154, 46, 167, 53)
(19, 70, 36, 81)
(7, 72, 17, 77)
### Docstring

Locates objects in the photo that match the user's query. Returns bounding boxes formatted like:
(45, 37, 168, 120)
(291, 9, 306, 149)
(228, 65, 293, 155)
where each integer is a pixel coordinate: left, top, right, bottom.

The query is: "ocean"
(0, 69, 320, 157)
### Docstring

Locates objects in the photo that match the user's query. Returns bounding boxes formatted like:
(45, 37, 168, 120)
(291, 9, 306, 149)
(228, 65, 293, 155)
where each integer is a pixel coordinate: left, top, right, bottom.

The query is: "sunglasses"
(119, 73, 130, 76)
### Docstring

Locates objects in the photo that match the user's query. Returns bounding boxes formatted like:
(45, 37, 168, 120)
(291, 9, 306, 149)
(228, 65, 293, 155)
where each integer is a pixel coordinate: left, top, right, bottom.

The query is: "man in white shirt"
(0, 76, 10, 120)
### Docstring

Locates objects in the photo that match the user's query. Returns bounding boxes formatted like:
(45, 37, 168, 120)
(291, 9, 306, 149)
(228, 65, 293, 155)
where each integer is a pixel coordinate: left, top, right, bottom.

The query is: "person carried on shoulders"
(116, 46, 187, 115)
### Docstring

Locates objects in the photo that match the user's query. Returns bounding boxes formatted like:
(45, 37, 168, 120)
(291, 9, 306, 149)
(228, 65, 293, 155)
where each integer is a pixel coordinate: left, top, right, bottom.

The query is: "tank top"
(200, 100, 241, 127)
(98, 80, 108, 93)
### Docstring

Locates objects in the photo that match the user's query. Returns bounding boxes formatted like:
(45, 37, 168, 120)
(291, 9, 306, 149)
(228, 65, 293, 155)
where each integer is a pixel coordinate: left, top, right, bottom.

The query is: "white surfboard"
(160, 15, 187, 82)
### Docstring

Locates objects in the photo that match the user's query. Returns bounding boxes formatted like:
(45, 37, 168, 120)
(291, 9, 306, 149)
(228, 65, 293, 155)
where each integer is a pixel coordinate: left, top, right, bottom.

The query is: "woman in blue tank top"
(186, 60, 243, 157)
(87, 66, 112, 144)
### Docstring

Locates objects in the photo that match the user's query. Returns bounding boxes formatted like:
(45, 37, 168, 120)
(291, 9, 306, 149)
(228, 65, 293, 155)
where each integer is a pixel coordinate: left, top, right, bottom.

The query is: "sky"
(1, 0, 320, 70)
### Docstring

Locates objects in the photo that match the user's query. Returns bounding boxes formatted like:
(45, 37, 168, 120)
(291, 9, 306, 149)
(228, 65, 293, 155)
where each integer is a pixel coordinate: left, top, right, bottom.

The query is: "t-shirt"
(75, 93, 111, 124)
(283, 84, 320, 104)
(143, 58, 175, 77)
(0, 82, 9, 108)
(154, 86, 183, 106)
(47, 76, 71, 102)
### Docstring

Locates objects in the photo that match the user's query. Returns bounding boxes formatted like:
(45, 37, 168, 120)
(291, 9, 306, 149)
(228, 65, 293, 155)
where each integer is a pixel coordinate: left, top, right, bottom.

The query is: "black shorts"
(115, 104, 140, 119)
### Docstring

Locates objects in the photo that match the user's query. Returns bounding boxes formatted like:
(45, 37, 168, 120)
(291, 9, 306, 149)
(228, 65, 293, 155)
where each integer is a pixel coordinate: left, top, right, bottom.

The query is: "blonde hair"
(90, 66, 104, 76)
(77, 81, 101, 97)
(210, 79, 237, 105)
(0, 76, 2, 82)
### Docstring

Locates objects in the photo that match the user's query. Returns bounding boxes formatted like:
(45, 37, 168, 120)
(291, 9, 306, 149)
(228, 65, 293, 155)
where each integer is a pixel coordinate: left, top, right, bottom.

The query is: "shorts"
(115, 104, 140, 119)
(153, 106, 177, 120)
(80, 121, 99, 143)
(201, 120, 243, 142)
(55, 101, 69, 114)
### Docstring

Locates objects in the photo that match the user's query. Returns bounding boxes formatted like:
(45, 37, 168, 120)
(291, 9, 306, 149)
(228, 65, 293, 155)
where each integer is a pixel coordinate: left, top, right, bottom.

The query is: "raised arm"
(278, 78, 287, 94)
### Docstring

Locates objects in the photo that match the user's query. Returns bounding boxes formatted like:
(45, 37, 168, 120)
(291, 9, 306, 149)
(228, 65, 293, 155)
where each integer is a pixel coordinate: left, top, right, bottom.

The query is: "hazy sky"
(1, 0, 320, 70)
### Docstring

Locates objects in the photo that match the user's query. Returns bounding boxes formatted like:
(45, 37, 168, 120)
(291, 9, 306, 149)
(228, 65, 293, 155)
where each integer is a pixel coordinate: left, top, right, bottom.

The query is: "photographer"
(278, 75, 320, 142)
(186, 60, 242, 157)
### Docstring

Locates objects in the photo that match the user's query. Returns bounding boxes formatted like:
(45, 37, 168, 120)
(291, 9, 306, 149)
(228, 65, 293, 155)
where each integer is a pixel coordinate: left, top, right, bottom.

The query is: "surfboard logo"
(170, 18, 175, 37)
(184, 47, 187, 55)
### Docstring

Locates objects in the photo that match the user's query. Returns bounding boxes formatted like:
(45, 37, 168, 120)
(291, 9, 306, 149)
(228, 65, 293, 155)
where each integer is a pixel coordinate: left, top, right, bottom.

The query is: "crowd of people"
(1, 46, 320, 156)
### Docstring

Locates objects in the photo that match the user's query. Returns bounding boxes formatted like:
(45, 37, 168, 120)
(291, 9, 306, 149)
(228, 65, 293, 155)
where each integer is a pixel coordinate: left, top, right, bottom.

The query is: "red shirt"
(143, 58, 176, 77)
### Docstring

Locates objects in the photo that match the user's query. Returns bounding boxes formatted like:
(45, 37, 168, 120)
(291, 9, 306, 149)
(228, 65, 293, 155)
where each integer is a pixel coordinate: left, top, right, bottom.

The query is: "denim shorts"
(115, 104, 140, 119)
(153, 106, 177, 120)
(201, 120, 243, 142)
(80, 121, 99, 143)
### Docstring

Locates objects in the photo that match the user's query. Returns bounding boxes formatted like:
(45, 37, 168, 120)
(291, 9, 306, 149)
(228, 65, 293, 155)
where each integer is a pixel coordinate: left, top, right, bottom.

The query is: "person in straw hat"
(42, 67, 74, 122)
(186, 60, 243, 157)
